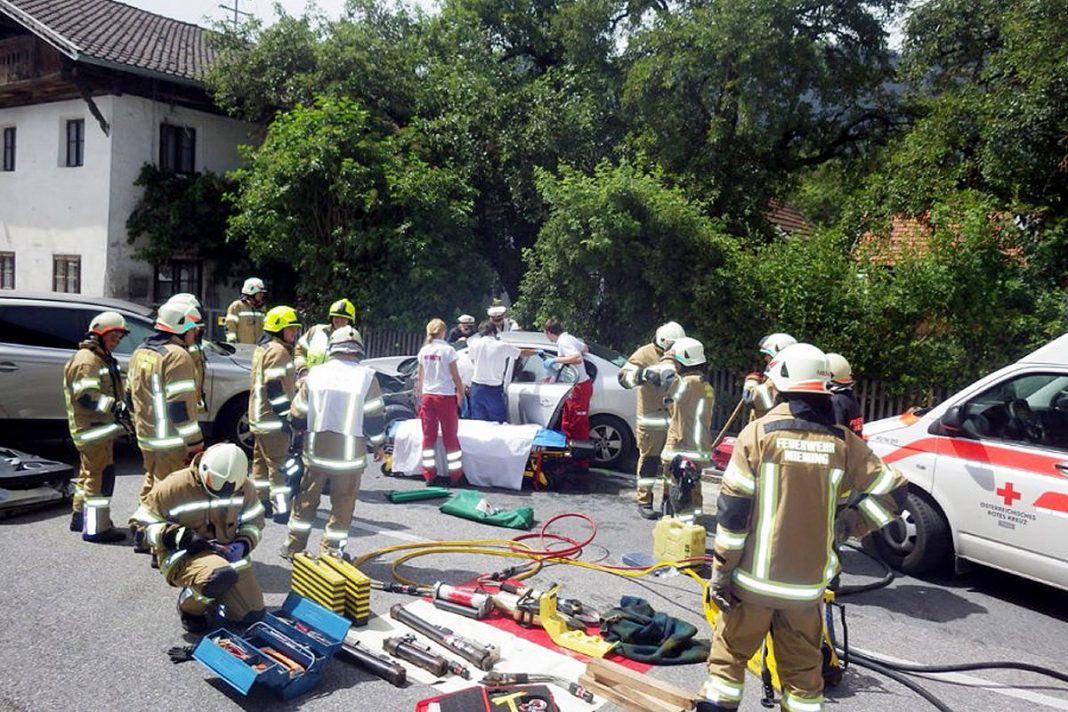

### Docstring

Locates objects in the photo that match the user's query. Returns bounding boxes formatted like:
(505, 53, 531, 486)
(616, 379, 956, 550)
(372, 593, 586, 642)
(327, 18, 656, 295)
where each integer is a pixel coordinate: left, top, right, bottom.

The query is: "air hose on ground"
(352, 511, 1068, 711)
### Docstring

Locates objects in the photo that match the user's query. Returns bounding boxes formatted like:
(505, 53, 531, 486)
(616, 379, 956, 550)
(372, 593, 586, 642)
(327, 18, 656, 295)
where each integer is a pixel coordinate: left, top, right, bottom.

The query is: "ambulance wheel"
(868, 491, 952, 575)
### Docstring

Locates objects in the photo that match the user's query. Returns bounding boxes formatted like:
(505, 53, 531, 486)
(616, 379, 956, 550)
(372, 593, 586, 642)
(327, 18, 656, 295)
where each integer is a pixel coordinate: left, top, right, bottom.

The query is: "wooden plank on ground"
(578, 673, 683, 712)
(587, 657, 697, 708)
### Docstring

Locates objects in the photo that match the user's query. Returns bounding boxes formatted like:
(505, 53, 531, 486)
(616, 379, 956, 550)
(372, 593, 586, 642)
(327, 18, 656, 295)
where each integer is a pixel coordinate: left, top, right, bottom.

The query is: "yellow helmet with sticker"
(263, 305, 301, 333)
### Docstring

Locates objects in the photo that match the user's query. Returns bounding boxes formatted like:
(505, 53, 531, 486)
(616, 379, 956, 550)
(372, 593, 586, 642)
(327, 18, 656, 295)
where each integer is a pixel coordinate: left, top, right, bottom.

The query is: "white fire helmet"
(89, 311, 129, 336)
(669, 337, 706, 367)
(759, 332, 797, 358)
(198, 443, 249, 495)
(655, 321, 686, 351)
(241, 277, 266, 296)
(766, 343, 831, 394)
(825, 352, 854, 386)
(328, 325, 365, 356)
(155, 301, 200, 335)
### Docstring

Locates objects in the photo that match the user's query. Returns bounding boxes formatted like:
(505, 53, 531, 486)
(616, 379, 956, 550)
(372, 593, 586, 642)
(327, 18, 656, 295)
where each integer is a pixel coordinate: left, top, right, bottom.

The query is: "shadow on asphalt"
(826, 669, 898, 702)
(848, 583, 987, 622)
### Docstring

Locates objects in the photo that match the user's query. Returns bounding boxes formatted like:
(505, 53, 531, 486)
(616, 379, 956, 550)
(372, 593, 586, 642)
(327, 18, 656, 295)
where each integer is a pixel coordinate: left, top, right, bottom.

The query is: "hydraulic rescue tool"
(336, 639, 407, 687)
(481, 671, 595, 704)
(390, 603, 501, 671)
(383, 634, 470, 679)
(433, 582, 493, 618)
(493, 582, 599, 630)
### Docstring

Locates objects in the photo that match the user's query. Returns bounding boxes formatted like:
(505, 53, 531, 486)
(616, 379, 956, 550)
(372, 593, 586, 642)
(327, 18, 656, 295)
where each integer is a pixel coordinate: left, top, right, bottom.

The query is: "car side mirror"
(214, 340, 236, 355)
(940, 406, 964, 434)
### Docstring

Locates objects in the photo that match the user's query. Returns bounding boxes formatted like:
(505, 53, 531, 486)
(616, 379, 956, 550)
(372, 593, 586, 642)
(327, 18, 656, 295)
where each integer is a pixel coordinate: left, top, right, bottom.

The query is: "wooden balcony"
(0, 35, 38, 84)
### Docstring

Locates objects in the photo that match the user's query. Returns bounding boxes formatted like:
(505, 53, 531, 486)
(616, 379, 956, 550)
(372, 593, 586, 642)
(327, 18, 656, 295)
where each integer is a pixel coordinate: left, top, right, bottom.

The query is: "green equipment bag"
(387, 487, 451, 503)
(439, 490, 534, 531)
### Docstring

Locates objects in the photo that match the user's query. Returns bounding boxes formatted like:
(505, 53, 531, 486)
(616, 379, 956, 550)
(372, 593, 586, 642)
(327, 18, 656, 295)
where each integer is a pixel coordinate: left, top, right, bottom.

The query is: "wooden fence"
(202, 318, 952, 429)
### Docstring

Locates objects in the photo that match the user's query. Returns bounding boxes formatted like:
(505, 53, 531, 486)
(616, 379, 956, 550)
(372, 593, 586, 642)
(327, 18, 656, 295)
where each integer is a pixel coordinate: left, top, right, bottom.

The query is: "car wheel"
(868, 490, 952, 575)
(589, 415, 634, 470)
(215, 394, 253, 454)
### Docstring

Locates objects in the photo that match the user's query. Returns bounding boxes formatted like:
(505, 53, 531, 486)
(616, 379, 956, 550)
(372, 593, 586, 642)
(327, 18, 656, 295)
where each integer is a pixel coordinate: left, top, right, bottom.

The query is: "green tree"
(126, 164, 246, 282)
(226, 96, 491, 327)
(517, 160, 736, 350)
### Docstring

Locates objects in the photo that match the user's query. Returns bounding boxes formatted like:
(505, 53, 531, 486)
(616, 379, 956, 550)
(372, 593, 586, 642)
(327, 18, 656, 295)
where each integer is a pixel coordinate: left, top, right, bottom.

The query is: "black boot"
(84, 527, 126, 544)
(694, 701, 736, 712)
(638, 503, 661, 520)
(70, 512, 84, 532)
(132, 527, 151, 554)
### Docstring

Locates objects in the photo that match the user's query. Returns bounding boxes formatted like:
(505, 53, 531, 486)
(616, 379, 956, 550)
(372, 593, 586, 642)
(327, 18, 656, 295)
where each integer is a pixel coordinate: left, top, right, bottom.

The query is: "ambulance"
(863, 334, 1068, 591)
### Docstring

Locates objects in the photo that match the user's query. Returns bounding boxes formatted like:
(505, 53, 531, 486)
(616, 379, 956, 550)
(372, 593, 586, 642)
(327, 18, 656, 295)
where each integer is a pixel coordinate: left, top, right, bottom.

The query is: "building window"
(159, 124, 196, 174)
(2, 127, 14, 172)
(53, 255, 80, 293)
(0, 252, 13, 289)
(65, 119, 84, 167)
(154, 259, 202, 301)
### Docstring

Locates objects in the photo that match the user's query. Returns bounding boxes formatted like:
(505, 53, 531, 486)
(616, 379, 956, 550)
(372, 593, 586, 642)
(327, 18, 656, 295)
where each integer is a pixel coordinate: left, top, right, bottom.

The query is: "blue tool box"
(192, 592, 351, 699)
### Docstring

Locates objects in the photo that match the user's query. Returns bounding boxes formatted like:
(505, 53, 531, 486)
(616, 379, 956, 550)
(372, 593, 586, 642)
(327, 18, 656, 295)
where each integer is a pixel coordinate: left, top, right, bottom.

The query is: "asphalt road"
(1, 441, 1066, 712)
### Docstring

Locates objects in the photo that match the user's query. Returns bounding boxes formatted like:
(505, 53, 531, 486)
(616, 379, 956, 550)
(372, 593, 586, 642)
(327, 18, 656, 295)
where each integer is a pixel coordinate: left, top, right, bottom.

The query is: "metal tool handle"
(384, 635, 448, 677)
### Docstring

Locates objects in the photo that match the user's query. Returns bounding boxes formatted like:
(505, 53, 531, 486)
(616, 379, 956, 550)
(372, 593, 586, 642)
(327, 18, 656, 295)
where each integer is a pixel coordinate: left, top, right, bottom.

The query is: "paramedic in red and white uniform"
(543, 318, 593, 472)
(415, 319, 466, 486)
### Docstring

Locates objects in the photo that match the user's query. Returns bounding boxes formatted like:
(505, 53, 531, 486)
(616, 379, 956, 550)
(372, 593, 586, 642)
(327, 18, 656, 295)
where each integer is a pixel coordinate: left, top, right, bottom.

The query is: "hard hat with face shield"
(825, 352, 854, 387)
(759, 333, 797, 359)
(198, 443, 249, 497)
(241, 278, 266, 296)
(328, 325, 365, 356)
(655, 321, 686, 351)
(89, 311, 129, 337)
(155, 302, 200, 334)
(670, 337, 706, 367)
(766, 343, 831, 394)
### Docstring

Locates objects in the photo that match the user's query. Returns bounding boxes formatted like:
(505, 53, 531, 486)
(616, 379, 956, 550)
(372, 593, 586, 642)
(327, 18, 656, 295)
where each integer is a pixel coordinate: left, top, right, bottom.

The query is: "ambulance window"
(963, 373, 1068, 450)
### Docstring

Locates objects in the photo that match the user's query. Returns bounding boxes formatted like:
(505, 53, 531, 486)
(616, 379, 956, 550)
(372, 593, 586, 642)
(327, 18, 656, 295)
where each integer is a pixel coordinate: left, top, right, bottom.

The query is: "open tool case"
(192, 593, 350, 699)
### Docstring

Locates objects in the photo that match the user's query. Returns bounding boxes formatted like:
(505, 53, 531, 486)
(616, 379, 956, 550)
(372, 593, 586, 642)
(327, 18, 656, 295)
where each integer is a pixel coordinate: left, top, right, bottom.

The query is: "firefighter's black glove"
(708, 566, 735, 613)
(164, 526, 211, 555)
(167, 645, 195, 664)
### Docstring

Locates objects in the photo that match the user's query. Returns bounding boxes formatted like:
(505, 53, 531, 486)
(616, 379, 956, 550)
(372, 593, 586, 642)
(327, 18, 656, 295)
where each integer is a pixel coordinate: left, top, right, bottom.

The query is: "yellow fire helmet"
(329, 298, 356, 322)
(263, 305, 302, 334)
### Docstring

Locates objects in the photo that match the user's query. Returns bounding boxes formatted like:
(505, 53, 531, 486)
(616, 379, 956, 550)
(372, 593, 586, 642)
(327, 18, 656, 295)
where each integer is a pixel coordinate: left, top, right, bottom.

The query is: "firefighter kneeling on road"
(282, 326, 386, 559)
(618, 321, 686, 520)
(249, 306, 301, 520)
(63, 311, 129, 542)
(134, 443, 266, 633)
(698, 343, 907, 712)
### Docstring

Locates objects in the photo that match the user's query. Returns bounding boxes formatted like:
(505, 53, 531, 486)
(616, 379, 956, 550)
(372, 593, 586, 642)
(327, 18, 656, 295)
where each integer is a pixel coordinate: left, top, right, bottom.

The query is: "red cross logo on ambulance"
(996, 482, 1021, 506)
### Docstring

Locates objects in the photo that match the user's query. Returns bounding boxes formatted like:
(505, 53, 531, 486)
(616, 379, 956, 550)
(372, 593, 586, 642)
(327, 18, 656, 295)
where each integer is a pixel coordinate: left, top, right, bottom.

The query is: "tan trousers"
(172, 553, 265, 622)
(130, 449, 187, 530)
(72, 439, 113, 514)
(703, 601, 824, 710)
(635, 426, 667, 506)
(285, 463, 364, 557)
(252, 432, 291, 505)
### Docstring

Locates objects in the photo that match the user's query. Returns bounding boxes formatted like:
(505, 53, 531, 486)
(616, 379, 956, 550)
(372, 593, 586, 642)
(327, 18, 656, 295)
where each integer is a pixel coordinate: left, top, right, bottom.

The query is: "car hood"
(205, 342, 254, 371)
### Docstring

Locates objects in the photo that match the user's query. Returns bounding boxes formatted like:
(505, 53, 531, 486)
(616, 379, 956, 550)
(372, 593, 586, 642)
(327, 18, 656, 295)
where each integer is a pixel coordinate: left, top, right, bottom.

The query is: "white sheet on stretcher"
(392, 419, 542, 490)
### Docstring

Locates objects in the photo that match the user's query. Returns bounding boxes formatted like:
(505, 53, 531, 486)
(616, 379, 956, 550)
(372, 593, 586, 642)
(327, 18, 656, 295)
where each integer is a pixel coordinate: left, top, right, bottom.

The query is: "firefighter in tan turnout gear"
(618, 321, 686, 519)
(166, 293, 207, 414)
(294, 297, 356, 376)
(62, 311, 129, 543)
(133, 443, 266, 633)
(660, 337, 714, 524)
(743, 332, 796, 423)
(225, 277, 267, 344)
(698, 343, 907, 712)
(282, 327, 387, 559)
(250, 305, 301, 519)
(128, 301, 204, 551)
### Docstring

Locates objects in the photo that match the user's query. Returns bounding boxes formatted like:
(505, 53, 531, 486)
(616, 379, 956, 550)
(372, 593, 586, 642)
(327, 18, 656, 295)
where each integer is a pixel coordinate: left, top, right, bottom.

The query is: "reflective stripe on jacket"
(619, 343, 670, 431)
(714, 402, 906, 608)
(128, 336, 202, 452)
(63, 340, 124, 445)
(249, 336, 296, 434)
(225, 298, 264, 344)
(133, 460, 264, 581)
(661, 373, 714, 465)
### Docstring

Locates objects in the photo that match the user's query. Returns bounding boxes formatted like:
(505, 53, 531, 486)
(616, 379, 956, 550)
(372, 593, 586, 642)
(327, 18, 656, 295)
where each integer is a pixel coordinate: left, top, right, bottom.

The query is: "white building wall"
(106, 94, 257, 305)
(0, 92, 256, 304)
(0, 96, 113, 295)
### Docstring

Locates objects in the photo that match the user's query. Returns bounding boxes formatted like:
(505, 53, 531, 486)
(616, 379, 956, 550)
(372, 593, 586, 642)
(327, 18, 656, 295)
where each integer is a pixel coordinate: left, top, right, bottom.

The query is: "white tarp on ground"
(346, 598, 602, 711)
(392, 419, 541, 490)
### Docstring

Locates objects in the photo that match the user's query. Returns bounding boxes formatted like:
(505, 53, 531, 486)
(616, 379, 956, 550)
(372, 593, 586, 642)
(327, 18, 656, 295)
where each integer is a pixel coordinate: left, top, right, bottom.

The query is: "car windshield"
(587, 342, 627, 367)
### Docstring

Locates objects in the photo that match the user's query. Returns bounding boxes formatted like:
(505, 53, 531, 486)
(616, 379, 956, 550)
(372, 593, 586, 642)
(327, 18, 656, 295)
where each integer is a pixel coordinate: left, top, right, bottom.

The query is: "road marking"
(853, 648, 1068, 709)
(350, 522, 431, 544)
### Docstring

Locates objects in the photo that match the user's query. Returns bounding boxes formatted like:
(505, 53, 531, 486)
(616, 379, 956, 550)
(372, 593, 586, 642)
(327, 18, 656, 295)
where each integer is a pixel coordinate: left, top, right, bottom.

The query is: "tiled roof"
(764, 199, 813, 236)
(0, 0, 214, 82)
(857, 213, 935, 265)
